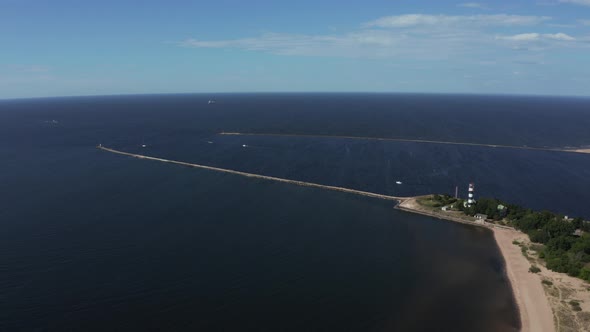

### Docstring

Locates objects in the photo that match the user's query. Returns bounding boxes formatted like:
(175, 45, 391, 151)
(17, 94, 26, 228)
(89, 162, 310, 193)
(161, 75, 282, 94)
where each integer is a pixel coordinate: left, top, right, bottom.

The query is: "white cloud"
(365, 14, 550, 28)
(497, 33, 541, 41)
(496, 32, 575, 41)
(548, 23, 575, 28)
(544, 33, 576, 40)
(181, 31, 408, 58)
(457, 3, 489, 9)
(559, 0, 590, 6)
(180, 13, 584, 60)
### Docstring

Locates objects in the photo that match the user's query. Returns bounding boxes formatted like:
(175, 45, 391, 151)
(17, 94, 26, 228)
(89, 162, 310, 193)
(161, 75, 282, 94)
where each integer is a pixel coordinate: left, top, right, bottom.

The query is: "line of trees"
(457, 197, 506, 220)
(458, 197, 590, 281)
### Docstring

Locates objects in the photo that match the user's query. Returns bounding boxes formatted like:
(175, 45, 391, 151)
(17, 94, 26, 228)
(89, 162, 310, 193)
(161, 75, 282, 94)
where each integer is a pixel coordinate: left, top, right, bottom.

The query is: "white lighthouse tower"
(467, 183, 475, 207)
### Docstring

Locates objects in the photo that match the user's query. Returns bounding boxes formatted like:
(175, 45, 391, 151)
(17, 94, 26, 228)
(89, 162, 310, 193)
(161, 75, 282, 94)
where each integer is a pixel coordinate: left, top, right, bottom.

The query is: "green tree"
(543, 219, 575, 240)
(572, 217, 583, 229)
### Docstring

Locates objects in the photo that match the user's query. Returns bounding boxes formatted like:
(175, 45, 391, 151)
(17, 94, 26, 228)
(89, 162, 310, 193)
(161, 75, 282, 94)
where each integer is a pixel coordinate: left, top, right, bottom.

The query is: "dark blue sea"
(2, 93, 590, 331)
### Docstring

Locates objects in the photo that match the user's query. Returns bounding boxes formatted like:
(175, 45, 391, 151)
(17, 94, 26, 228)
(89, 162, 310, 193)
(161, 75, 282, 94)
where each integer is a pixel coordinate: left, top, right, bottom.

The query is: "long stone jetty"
(97, 145, 555, 332)
(219, 132, 590, 155)
(97, 145, 509, 230)
(97, 145, 406, 202)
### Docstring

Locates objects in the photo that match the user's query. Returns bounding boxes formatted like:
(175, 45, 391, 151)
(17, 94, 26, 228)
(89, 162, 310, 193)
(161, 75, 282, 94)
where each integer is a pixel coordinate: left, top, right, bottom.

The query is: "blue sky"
(1, 0, 589, 98)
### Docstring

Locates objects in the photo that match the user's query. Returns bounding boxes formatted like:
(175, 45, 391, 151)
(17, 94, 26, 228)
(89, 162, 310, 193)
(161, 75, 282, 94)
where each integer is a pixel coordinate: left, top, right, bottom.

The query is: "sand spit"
(397, 196, 590, 332)
(515, 235, 590, 332)
(396, 197, 556, 331)
(99, 146, 590, 331)
(494, 228, 556, 332)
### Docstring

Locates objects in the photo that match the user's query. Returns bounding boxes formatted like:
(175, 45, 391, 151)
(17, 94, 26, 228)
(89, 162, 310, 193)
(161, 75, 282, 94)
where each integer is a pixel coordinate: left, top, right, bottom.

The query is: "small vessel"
(242, 144, 247, 148)
(208, 100, 216, 104)
(141, 144, 147, 148)
(395, 181, 403, 185)
(207, 141, 213, 144)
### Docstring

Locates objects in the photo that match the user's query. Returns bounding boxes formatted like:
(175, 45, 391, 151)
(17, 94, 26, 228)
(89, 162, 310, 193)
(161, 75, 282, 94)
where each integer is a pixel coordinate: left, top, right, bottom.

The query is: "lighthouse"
(467, 183, 475, 207)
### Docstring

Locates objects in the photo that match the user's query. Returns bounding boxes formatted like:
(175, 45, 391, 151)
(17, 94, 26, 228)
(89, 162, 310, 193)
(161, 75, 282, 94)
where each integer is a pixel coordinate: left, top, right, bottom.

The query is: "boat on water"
(208, 100, 216, 104)
(396, 181, 403, 185)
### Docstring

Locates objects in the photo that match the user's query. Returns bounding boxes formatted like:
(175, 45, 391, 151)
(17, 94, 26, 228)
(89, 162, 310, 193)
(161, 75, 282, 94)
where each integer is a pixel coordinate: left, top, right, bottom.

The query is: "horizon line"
(2, 91, 590, 102)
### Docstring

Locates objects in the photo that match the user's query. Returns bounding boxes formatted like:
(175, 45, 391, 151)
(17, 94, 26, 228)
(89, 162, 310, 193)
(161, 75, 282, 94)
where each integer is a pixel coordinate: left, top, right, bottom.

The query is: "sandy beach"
(397, 196, 590, 332)
(97, 147, 587, 331)
(493, 228, 555, 332)
(508, 231, 590, 332)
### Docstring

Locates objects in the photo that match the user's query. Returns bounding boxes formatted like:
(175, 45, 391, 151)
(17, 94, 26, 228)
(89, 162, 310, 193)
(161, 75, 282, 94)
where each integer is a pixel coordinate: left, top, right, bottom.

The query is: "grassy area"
(417, 194, 458, 209)
(569, 300, 582, 312)
(530, 265, 541, 273)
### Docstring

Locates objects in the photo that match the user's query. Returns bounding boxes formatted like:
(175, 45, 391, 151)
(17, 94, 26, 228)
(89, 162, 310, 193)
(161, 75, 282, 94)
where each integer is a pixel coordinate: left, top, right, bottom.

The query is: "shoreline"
(396, 197, 555, 332)
(493, 228, 555, 332)
(98, 146, 569, 331)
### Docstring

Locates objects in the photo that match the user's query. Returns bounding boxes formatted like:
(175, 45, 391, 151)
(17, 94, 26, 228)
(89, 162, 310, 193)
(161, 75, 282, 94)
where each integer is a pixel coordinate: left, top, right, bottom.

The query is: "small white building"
(475, 213, 488, 220)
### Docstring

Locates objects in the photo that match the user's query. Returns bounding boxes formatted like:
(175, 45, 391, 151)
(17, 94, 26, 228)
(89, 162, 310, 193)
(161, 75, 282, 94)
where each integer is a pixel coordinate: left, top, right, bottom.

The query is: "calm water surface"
(2, 93, 590, 331)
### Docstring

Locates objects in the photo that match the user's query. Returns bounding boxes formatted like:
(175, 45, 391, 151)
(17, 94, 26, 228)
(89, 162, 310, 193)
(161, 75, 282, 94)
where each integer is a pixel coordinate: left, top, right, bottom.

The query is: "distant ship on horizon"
(208, 100, 216, 104)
